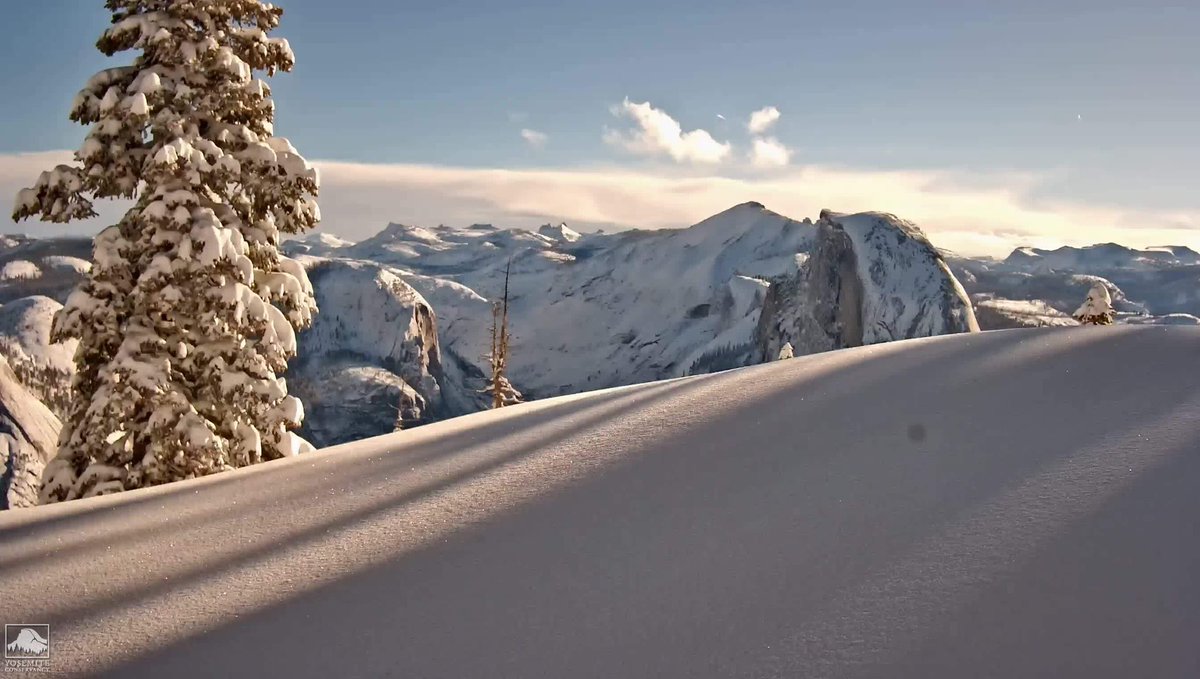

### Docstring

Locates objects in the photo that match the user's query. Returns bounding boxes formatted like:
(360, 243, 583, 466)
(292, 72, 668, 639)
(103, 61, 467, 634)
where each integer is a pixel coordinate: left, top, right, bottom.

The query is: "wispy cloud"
(603, 99, 731, 165)
(747, 106, 781, 134)
(4, 151, 1198, 257)
(750, 137, 792, 168)
(520, 128, 548, 149)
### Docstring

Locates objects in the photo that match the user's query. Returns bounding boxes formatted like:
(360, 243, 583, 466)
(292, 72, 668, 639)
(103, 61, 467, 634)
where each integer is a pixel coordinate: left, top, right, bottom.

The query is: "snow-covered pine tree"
(11, 0, 319, 503)
(485, 261, 522, 409)
(1073, 283, 1115, 325)
(777, 342, 794, 360)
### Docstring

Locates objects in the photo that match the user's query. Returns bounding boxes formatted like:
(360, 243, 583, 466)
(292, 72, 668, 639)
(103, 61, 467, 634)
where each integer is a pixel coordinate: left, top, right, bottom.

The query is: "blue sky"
(1, 0, 1197, 254)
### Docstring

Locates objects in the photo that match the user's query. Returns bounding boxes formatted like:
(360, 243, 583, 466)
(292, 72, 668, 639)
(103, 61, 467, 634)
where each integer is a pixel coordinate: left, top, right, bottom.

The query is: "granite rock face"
(0, 355, 61, 509)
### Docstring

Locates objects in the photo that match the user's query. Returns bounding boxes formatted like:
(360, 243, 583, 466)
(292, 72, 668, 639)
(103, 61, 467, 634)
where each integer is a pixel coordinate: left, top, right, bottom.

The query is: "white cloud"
(747, 106, 781, 134)
(750, 137, 792, 168)
(4, 151, 1200, 258)
(520, 128, 548, 149)
(604, 99, 731, 165)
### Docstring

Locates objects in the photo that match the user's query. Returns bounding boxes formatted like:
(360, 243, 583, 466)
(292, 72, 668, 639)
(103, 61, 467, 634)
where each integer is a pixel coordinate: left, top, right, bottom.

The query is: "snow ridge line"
(3, 369, 759, 673)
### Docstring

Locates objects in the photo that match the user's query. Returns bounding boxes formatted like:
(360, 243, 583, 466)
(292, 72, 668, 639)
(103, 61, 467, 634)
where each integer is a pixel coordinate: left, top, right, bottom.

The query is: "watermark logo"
(4, 625, 50, 673)
(4, 626, 48, 660)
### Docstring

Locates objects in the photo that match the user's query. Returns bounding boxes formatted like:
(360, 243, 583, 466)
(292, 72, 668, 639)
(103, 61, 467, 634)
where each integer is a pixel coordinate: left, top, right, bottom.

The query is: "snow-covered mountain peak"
(306, 232, 353, 248)
(537, 222, 581, 243)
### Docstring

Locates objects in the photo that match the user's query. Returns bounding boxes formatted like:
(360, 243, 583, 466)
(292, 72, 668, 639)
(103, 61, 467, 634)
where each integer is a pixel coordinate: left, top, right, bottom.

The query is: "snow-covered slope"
(0, 355, 60, 509)
(0, 295, 76, 374)
(2, 327, 1199, 676)
(40, 255, 92, 275)
(0, 296, 75, 417)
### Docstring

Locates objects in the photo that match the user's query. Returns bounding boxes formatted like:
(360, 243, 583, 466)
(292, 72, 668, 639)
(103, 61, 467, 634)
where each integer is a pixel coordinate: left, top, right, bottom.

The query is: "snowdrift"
(2, 326, 1199, 677)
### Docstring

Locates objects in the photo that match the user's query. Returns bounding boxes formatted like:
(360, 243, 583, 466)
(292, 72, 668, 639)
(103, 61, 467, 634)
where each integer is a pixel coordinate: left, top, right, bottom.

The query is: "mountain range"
(0, 203, 1196, 455)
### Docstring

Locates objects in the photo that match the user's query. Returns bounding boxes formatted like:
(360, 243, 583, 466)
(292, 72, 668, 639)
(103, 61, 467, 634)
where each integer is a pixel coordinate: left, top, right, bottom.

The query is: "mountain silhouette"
(6, 627, 48, 656)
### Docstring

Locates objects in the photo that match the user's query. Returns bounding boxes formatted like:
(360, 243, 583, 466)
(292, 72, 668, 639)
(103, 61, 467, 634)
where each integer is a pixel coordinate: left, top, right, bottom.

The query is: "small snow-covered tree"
(777, 342, 794, 360)
(485, 261, 522, 409)
(1073, 283, 1115, 326)
(12, 0, 319, 502)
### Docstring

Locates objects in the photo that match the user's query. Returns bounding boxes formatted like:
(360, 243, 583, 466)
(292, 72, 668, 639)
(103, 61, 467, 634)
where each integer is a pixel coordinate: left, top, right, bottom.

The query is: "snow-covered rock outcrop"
(537, 222, 581, 243)
(0, 296, 77, 374)
(972, 297, 1079, 329)
(291, 259, 479, 446)
(0, 355, 60, 509)
(0, 296, 75, 417)
(757, 211, 978, 360)
(0, 261, 41, 281)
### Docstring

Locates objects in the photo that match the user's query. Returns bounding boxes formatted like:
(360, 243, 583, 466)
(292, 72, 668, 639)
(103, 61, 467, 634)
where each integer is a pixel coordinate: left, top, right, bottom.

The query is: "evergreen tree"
(1073, 283, 1115, 326)
(777, 342, 794, 360)
(485, 261, 522, 408)
(11, 0, 319, 502)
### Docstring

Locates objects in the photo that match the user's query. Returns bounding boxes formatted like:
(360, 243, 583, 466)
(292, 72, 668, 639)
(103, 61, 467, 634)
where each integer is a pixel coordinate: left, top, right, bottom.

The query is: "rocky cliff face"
(828, 210, 978, 342)
(757, 221, 863, 361)
(0, 355, 60, 509)
(757, 212, 978, 360)
(290, 259, 479, 447)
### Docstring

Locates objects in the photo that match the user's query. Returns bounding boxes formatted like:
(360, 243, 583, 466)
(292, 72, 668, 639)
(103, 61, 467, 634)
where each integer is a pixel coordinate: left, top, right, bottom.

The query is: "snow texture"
(1, 327, 1199, 676)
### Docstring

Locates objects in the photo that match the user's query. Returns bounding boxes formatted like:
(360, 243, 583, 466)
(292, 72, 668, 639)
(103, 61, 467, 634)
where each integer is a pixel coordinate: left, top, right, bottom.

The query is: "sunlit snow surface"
(2, 327, 1199, 678)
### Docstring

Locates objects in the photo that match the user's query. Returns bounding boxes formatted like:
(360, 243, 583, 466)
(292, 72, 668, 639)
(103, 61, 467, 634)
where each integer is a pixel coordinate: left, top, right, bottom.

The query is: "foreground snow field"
(2, 326, 1199, 677)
